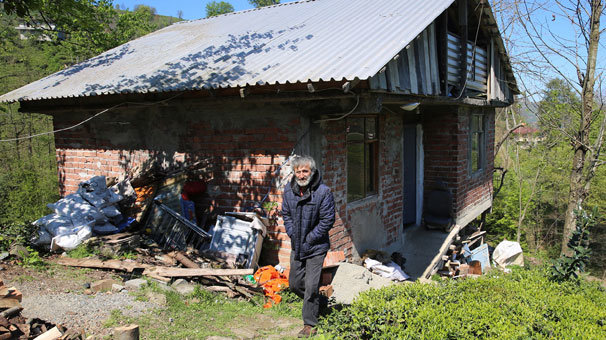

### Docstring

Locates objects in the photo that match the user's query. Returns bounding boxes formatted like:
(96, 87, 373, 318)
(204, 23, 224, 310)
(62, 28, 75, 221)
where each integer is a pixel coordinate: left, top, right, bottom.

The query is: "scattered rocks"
(172, 280, 195, 295)
(124, 278, 147, 290)
(111, 283, 125, 292)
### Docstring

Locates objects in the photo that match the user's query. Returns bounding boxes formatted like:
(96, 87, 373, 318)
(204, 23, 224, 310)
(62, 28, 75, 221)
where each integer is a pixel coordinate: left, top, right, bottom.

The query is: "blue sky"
(115, 0, 295, 20)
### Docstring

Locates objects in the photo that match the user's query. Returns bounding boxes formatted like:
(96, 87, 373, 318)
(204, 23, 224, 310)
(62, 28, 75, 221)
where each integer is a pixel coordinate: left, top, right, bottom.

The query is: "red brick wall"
(50, 101, 493, 266)
(422, 106, 495, 224)
(52, 104, 301, 266)
(319, 112, 403, 258)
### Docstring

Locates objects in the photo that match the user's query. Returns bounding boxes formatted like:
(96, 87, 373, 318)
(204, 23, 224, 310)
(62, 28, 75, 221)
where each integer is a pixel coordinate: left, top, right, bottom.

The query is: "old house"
(1, 0, 517, 279)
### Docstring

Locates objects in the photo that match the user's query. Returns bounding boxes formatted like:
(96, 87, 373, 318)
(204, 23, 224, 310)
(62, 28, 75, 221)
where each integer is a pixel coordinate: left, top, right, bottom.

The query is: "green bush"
(317, 267, 606, 339)
(551, 208, 595, 282)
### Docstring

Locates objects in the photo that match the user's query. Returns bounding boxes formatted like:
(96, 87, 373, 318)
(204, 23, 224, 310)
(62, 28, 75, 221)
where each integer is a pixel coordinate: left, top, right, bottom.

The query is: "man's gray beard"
(296, 176, 312, 187)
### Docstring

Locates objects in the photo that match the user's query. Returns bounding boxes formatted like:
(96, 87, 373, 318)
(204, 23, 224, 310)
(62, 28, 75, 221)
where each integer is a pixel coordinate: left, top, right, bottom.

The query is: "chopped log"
(0, 287, 23, 302)
(143, 267, 253, 278)
(0, 332, 11, 340)
(0, 298, 20, 309)
(33, 326, 62, 340)
(167, 251, 199, 269)
(113, 324, 140, 340)
(0, 306, 23, 318)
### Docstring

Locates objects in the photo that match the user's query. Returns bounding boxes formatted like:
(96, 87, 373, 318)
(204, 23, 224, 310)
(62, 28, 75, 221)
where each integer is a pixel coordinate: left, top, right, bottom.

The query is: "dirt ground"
(0, 259, 303, 339)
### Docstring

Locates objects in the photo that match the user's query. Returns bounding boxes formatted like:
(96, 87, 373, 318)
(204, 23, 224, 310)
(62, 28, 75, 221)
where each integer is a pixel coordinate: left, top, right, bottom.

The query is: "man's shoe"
(297, 325, 317, 338)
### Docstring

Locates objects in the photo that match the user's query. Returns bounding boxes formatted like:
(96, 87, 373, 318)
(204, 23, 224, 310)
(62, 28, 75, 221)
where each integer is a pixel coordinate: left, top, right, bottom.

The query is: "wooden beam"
(143, 267, 254, 278)
(54, 258, 149, 272)
(459, 0, 468, 97)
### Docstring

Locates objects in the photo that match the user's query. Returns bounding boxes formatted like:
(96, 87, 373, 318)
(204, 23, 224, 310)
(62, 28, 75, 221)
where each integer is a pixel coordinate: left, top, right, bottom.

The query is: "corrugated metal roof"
(0, 0, 455, 103)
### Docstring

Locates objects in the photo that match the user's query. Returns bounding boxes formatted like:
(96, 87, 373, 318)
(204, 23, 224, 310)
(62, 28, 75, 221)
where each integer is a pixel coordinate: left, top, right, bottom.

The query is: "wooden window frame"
(347, 116, 379, 202)
(469, 113, 485, 174)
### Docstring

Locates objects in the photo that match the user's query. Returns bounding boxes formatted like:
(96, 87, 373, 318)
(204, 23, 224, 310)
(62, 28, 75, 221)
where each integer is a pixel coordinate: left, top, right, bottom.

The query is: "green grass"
(107, 283, 302, 339)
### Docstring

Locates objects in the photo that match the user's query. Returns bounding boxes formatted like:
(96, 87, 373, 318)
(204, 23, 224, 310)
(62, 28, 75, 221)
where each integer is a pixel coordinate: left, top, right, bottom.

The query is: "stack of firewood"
(437, 231, 485, 279)
(0, 278, 85, 340)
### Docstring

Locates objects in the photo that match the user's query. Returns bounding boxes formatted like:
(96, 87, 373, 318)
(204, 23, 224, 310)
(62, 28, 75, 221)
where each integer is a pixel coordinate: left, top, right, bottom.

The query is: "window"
(470, 114, 485, 173)
(347, 117, 379, 202)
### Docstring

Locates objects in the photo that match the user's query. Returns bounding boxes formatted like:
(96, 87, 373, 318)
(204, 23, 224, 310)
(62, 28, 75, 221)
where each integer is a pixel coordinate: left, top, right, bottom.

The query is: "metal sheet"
(0, 0, 455, 103)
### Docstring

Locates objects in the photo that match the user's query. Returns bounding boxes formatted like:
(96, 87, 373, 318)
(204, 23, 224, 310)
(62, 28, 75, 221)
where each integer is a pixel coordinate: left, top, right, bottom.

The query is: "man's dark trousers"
(289, 252, 326, 326)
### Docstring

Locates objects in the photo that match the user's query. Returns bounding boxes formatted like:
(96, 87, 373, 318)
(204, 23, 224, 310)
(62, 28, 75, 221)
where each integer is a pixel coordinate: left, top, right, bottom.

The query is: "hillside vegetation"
(0, 3, 180, 238)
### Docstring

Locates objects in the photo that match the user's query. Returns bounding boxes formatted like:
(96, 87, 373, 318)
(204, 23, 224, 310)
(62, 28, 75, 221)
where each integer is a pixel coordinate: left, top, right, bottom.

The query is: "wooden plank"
(459, 0, 468, 96)
(33, 326, 62, 340)
(415, 37, 427, 94)
(428, 23, 440, 95)
(397, 49, 411, 93)
(407, 44, 418, 93)
(54, 258, 149, 272)
(388, 59, 400, 92)
(421, 225, 462, 280)
(369, 74, 380, 89)
(378, 69, 387, 90)
(143, 267, 253, 278)
(384, 62, 392, 91)
(422, 30, 432, 95)
(438, 12, 449, 96)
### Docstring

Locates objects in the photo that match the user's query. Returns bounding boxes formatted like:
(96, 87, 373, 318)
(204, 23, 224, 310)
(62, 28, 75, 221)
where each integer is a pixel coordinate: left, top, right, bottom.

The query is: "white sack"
(492, 240, 524, 268)
(50, 225, 92, 250)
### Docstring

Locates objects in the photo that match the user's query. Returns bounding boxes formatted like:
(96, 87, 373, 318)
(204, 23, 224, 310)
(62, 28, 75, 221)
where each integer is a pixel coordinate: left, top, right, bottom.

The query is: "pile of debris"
(0, 279, 84, 340)
(436, 230, 488, 278)
(33, 176, 135, 251)
(54, 233, 263, 301)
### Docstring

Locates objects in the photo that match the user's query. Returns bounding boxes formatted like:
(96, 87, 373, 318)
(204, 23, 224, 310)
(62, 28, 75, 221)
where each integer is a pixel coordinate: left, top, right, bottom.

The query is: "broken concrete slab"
(124, 278, 147, 290)
(330, 262, 394, 304)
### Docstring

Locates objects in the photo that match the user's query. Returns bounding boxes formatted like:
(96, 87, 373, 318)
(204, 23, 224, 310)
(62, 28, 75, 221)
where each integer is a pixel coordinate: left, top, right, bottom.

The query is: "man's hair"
(292, 155, 316, 173)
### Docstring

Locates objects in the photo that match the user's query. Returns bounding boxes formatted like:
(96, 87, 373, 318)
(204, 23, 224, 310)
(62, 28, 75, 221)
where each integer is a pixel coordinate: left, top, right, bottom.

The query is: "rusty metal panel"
(0, 0, 455, 103)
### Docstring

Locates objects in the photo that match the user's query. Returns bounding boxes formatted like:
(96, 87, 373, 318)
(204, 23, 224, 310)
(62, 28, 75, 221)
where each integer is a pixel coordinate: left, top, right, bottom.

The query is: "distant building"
(15, 22, 65, 41)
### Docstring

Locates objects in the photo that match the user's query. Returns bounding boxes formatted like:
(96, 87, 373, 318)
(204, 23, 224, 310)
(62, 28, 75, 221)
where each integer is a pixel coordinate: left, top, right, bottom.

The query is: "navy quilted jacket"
(282, 170, 335, 260)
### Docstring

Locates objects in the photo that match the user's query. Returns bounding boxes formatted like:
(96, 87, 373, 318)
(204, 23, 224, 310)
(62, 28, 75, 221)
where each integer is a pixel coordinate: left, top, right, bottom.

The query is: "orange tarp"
(253, 266, 289, 308)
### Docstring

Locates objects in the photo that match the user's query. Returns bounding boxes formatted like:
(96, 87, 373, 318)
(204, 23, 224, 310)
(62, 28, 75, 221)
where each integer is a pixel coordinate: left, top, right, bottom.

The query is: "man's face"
(294, 164, 313, 187)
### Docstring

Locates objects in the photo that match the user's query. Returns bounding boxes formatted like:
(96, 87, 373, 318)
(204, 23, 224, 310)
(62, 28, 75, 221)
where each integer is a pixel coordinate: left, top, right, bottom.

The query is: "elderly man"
(282, 155, 335, 338)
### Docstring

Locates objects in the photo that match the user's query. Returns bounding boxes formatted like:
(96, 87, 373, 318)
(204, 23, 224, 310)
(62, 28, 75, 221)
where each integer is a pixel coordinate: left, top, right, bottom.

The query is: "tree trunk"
(561, 0, 602, 255)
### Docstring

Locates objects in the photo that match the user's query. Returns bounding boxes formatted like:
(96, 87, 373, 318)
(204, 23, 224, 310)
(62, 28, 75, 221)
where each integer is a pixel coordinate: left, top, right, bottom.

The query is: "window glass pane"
(347, 119, 364, 142)
(365, 143, 377, 193)
(477, 115, 484, 132)
(365, 117, 377, 141)
(348, 142, 364, 202)
(471, 115, 479, 132)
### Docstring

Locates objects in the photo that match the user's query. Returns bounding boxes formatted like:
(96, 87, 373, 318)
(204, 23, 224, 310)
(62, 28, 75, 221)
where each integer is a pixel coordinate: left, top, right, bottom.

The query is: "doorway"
(403, 124, 423, 226)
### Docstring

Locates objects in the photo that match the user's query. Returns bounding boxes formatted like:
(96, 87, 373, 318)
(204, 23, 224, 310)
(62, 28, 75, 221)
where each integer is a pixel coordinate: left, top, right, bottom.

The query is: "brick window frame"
(346, 116, 379, 202)
(469, 113, 485, 174)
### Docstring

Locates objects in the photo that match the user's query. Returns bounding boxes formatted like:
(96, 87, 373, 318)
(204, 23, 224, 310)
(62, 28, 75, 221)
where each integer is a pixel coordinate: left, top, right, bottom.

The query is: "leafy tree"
(248, 0, 279, 8)
(507, 0, 606, 256)
(206, 1, 234, 17)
